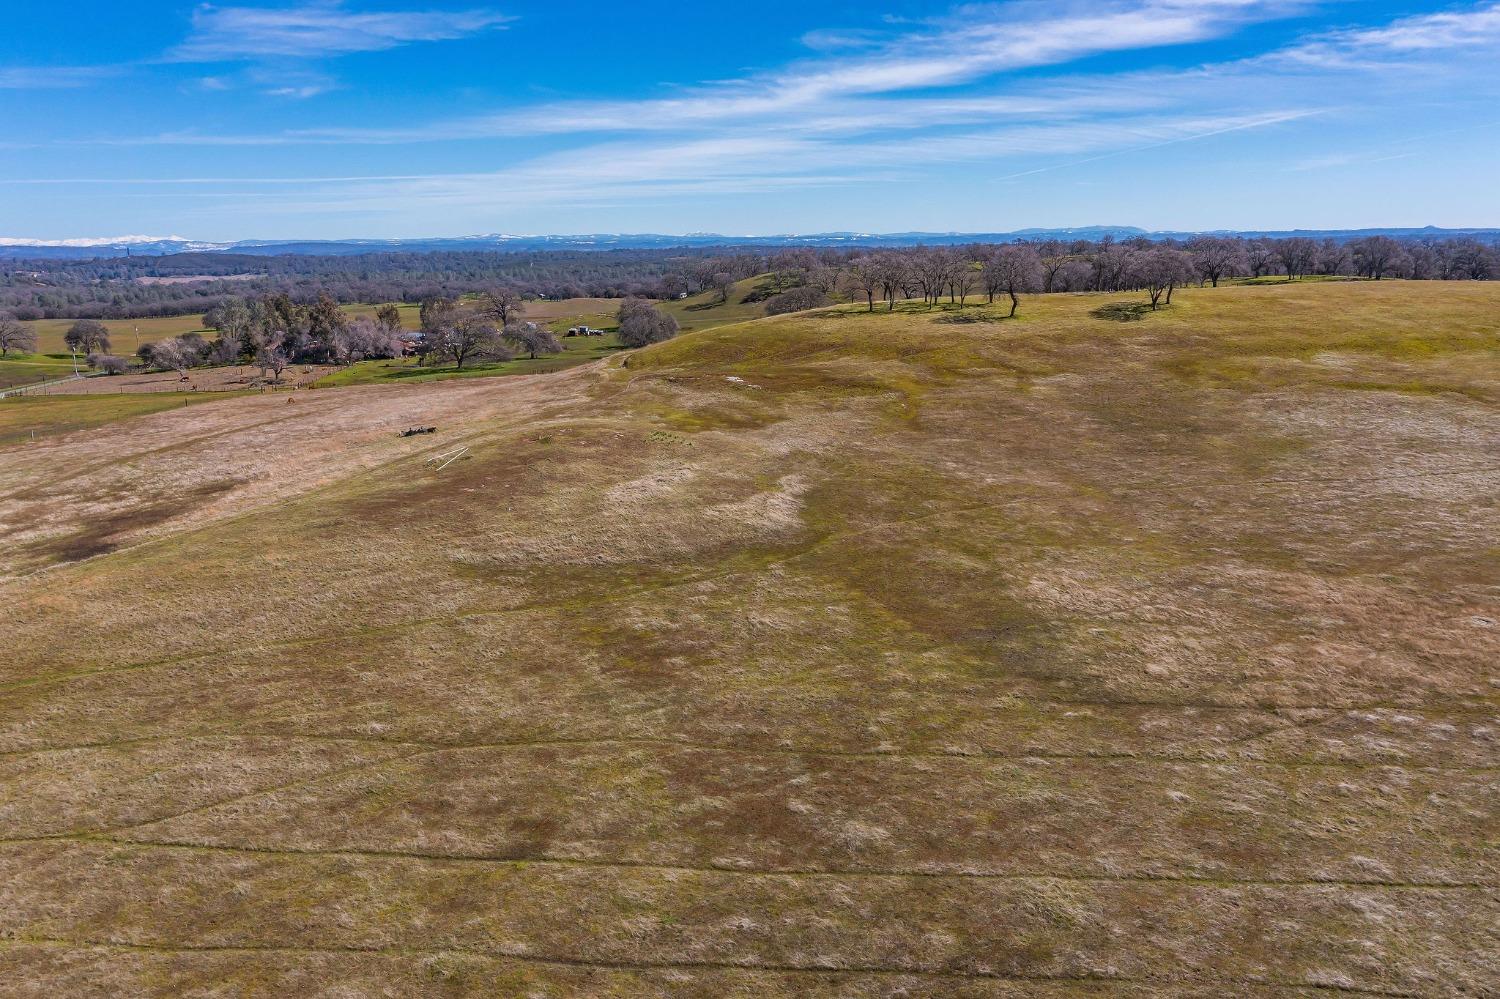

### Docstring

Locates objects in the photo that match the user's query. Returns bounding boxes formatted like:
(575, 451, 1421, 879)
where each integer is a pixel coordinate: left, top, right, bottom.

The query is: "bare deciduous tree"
(806, 266, 843, 296)
(984, 246, 1044, 318)
(1351, 236, 1405, 280)
(617, 299, 680, 348)
(950, 254, 980, 306)
(432, 317, 505, 370)
(150, 337, 196, 377)
(712, 272, 736, 304)
(65, 319, 110, 356)
(1133, 248, 1194, 310)
(915, 250, 954, 308)
(1247, 239, 1278, 278)
(1040, 251, 1072, 293)
(0, 315, 36, 357)
(503, 323, 563, 360)
(1187, 237, 1247, 288)
(876, 253, 909, 311)
(1276, 237, 1318, 280)
(482, 288, 526, 327)
(843, 257, 883, 312)
(252, 329, 290, 384)
(1090, 242, 1135, 292)
(375, 303, 404, 332)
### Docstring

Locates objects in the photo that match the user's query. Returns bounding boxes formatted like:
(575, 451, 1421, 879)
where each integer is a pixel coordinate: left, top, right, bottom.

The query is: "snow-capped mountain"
(1, 227, 1496, 260)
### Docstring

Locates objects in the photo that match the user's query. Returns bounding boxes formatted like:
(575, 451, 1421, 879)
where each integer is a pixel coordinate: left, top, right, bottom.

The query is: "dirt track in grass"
(0, 281, 1496, 996)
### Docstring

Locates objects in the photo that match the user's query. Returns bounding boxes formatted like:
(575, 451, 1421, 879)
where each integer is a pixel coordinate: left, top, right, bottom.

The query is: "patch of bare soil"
(0, 364, 605, 579)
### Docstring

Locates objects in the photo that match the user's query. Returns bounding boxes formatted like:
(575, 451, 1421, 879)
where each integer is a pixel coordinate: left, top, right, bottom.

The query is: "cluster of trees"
(412, 291, 563, 370)
(837, 244, 1061, 315)
(1165, 233, 1496, 284)
(720, 232, 1500, 317)
(191, 294, 407, 380)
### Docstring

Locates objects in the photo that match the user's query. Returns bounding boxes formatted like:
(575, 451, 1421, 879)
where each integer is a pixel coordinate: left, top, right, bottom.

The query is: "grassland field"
(0, 280, 1495, 996)
(0, 356, 80, 391)
(315, 334, 624, 387)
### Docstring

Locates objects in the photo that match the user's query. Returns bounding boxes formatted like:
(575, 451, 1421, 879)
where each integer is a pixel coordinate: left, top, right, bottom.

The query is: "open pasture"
(0, 280, 1496, 996)
(0, 356, 80, 391)
(35, 364, 337, 395)
(29, 315, 215, 356)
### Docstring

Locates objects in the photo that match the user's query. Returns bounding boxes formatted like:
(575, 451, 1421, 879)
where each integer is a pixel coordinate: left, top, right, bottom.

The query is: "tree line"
(2, 235, 1494, 323)
(684, 234, 1499, 319)
(27, 289, 684, 383)
(2, 235, 1495, 375)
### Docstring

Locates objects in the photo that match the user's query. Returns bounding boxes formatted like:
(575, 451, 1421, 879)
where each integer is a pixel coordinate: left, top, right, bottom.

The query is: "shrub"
(765, 286, 831, 315)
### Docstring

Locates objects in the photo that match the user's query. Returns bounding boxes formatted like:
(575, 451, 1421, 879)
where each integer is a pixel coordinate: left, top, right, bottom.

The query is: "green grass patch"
(659, 276, 770, 332)
(0, 355, 82, 390)
(0, 392, 228, 445)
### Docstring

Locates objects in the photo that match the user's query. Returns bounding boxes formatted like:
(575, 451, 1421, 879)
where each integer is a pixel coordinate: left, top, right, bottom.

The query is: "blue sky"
(1, 0, 1498, 240)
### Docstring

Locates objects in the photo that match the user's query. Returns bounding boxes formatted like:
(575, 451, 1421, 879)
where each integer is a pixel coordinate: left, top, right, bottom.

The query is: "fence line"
(0, 374, 88, 400)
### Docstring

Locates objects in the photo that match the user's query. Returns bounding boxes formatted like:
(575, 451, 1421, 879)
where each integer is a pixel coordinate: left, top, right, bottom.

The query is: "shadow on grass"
(1092, 302, 1156, 322)
(935, 312, 999, 325)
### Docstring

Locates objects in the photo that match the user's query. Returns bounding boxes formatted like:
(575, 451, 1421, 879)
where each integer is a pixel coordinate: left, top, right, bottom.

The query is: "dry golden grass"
(0, 281, 1495, 996)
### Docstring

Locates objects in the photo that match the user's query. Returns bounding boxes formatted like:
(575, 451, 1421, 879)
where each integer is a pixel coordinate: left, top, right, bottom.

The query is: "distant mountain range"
(2, 227, 1497, 260)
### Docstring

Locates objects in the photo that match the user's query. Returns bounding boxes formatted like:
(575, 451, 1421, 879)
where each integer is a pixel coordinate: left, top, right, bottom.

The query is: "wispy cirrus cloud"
(4, 2, 513, 102)
(1323, 0, 1500, 52)
(1277, 0, 1500, 67)
(16, 0, 1498, 228)
(170, 1, 512, 61)
(35, 109, 1312, 221)
(480, 0, 1301, 134)
(0, 66, 117, 89)
(182, 0, 1295, 140)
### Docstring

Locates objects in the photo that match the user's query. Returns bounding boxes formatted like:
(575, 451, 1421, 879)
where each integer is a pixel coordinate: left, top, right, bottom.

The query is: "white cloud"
(89, 109, 1307, 221)
(1277, 1, 1500, 68)
(1329, 1, 1500, 52)
(473, 0, 1297, 135)
(0, 66, 114, 89)
(171, 1, 512, 61)
(13, 0, 1495, 225)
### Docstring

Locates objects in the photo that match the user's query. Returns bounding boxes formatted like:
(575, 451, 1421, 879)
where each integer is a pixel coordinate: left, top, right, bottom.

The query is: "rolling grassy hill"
(661, 275, 770, 331)
(0, 281, 1496, 996)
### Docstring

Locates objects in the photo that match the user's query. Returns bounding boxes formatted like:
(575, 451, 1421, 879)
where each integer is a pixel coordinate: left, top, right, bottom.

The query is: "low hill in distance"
(5, 226, 1499, 258)
(1, 281, 1496, 995)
